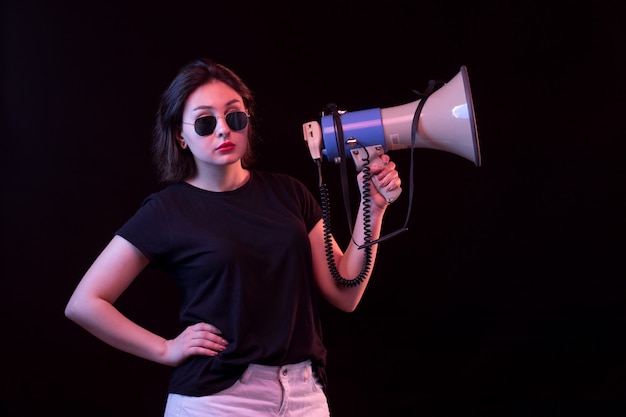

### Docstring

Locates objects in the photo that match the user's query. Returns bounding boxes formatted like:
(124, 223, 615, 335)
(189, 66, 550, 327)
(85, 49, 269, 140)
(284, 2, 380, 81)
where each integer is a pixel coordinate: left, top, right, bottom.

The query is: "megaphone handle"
(372, 173, 402, 203)
(350, 145, 402, 203)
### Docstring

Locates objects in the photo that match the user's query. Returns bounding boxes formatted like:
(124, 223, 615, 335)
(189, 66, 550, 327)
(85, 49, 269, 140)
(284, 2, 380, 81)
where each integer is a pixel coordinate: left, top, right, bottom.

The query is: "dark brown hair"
(152, 58, 257, 184)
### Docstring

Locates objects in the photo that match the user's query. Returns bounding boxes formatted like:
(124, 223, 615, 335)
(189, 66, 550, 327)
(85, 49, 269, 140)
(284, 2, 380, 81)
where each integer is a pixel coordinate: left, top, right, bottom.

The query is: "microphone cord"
(316, 159, 374, 287)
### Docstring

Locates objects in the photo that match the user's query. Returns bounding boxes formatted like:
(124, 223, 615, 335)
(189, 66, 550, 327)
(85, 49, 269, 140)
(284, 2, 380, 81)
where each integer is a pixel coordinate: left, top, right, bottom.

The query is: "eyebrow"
(192, 99, 242, 112)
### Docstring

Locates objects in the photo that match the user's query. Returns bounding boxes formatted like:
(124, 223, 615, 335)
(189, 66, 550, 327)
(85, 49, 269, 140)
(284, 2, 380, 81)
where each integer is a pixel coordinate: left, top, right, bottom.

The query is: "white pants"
(164, 360, 330, 417)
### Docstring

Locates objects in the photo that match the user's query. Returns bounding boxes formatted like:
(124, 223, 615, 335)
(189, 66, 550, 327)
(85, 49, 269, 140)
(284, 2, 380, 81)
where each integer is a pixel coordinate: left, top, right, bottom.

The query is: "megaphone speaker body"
(319, 66, 481, 167)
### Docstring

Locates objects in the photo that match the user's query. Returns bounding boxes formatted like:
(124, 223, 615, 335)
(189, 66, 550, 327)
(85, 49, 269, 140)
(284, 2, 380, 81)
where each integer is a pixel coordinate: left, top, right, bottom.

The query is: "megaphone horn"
(303, 65, 481, 168)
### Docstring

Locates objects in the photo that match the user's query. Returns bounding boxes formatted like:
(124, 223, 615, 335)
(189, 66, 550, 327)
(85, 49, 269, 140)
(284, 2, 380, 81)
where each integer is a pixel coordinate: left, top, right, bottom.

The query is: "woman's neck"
(187, 163, 250, 192)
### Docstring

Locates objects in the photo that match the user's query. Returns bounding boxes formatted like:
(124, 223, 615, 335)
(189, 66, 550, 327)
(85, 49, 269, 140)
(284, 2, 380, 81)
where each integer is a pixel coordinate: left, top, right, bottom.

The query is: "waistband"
(240, 360, 312, 383)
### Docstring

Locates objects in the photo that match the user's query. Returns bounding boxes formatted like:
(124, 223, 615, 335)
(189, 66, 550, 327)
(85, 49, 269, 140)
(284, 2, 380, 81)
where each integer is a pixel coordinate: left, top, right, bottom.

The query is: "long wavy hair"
(152, 58, 258, 184)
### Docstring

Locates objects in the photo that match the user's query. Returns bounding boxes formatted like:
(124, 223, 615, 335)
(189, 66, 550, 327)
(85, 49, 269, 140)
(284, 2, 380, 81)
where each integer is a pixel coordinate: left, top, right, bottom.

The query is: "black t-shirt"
(116, 170, 327, 396)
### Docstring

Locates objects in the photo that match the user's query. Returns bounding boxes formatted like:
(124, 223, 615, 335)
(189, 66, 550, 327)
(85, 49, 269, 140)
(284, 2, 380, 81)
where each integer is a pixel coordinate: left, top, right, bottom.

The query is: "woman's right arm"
(64, 235, 227, 366)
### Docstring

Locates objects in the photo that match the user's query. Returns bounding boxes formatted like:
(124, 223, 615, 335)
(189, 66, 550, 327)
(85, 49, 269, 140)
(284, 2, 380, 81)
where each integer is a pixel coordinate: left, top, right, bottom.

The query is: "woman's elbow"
(339, 305, 358, 313)
(330, 298, 360, 313)
(64, 300, 78, 321)
(64, 296, 87, 323)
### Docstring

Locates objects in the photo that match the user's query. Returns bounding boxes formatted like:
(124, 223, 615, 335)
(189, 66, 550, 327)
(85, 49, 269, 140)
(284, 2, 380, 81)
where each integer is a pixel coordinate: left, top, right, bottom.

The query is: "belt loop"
(240, 365, 253, 384)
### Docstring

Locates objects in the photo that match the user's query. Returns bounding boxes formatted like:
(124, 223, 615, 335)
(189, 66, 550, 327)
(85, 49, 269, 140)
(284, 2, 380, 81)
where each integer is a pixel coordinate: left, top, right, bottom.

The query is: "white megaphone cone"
(380, 66, 481, 166)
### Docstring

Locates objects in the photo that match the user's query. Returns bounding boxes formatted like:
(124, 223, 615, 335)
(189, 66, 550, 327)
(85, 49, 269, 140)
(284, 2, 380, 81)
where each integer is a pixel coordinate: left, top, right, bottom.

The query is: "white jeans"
(164, 360, 330, 417)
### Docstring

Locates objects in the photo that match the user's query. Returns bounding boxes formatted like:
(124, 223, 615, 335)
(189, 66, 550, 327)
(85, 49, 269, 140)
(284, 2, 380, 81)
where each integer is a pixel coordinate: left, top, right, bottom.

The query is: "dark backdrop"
(2, 1, 625, 416)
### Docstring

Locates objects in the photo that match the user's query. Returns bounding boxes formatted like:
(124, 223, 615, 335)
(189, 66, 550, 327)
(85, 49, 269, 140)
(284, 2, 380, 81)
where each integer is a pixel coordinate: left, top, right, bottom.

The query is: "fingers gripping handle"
(350, 145, 402, 203)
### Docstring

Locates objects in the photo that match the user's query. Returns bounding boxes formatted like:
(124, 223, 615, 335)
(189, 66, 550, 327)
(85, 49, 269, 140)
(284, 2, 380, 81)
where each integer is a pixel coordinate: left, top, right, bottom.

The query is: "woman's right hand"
(164, 322, 229, 366)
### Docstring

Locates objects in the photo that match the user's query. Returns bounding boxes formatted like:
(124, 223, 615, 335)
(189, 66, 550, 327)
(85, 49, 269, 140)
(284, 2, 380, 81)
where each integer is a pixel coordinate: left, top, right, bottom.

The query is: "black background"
(2, 1, 625, 416)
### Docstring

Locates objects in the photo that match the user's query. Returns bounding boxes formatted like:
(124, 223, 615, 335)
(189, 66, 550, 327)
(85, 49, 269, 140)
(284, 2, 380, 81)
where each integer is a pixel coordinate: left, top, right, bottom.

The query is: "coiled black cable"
(318, 159, 374, 287)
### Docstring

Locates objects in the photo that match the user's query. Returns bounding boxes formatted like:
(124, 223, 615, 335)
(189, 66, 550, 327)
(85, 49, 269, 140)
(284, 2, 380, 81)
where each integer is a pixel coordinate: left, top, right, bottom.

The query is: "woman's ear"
(176, 129, 187, 149)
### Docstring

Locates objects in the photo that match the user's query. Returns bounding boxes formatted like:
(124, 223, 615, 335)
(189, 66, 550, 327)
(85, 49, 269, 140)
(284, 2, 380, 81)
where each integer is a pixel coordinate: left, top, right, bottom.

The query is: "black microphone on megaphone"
(302, 65, 481, 203)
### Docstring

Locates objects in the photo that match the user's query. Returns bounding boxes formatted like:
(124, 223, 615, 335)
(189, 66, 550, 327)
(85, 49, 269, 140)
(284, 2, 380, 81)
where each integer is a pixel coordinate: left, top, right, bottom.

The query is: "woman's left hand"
(359, 153, 402, 210)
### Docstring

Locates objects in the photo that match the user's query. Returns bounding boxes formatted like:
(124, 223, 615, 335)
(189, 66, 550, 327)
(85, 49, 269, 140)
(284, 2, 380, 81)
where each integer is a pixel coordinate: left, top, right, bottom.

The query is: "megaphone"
(302, 65, 481, 202)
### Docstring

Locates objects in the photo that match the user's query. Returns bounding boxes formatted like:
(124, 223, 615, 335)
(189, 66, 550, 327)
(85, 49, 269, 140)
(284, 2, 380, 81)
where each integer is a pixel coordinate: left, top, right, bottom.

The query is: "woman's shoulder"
(251, 170, 309, 190)
(250, 170, 320, 208)
(138, 182, 195, 206)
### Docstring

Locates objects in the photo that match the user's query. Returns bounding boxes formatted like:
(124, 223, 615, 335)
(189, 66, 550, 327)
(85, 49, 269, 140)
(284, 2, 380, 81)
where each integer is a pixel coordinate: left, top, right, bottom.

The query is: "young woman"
(65, 57, 401, 416)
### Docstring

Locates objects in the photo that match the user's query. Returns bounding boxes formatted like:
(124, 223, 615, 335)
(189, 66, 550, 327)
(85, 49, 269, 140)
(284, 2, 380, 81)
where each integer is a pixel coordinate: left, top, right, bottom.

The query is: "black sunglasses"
(183, 111, 249, 136)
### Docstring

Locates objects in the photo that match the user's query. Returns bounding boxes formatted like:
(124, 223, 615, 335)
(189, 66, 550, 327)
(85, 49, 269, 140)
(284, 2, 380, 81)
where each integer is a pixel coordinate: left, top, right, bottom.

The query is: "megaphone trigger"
(350, 145, 402, 203)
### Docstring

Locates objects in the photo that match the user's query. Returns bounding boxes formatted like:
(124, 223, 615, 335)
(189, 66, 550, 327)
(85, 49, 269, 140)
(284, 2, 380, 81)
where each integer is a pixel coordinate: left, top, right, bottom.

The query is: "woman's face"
(180, 80, 249, 168)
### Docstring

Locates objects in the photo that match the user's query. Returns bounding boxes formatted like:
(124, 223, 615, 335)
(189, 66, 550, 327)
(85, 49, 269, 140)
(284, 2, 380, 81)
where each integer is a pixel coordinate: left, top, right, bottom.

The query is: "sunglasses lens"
(194, 116, 217, 136)
(225, 111, 249, 131)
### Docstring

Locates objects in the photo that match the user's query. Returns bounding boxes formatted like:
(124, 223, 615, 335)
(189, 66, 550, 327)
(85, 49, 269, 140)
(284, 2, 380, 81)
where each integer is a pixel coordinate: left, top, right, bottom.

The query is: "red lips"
(217, 142, 235, 151)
